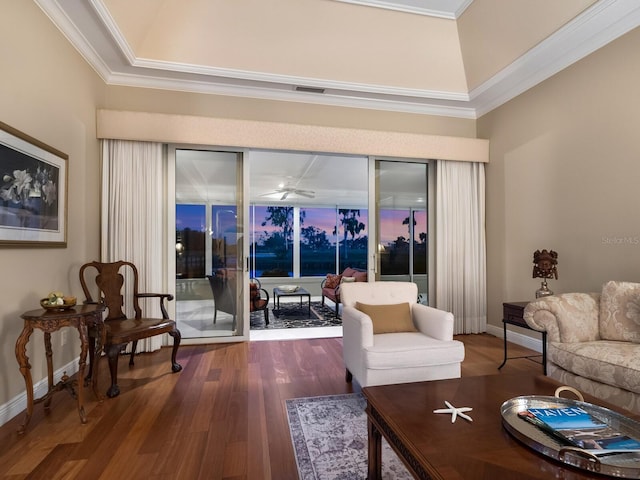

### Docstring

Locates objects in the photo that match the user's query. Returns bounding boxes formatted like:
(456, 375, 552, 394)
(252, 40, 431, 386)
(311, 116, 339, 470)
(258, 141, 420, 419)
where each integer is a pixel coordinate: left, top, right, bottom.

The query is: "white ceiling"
(36, 0, 640, 119)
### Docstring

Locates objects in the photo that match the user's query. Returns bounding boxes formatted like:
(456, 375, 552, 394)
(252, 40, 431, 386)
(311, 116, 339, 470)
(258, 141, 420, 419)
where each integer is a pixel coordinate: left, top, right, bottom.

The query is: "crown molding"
(330, 0, 473, 19)
(470, 0, 640, 117)
(34, 0, 640, 120)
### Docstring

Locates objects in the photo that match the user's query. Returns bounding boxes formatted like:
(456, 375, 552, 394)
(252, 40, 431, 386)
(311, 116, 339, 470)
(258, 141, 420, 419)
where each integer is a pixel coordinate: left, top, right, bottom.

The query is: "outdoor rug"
(286, 393, 412, 480)
(250, 301, 341, 330)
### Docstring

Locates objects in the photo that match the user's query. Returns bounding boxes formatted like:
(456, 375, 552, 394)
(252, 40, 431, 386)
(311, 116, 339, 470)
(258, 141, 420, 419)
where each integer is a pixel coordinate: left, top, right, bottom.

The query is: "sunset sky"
(177, 204, 426, 246)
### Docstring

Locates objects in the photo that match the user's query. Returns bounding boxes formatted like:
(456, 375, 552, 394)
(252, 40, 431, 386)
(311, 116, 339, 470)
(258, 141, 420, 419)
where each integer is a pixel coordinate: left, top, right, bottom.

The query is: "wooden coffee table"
(363, 374, 640, 479)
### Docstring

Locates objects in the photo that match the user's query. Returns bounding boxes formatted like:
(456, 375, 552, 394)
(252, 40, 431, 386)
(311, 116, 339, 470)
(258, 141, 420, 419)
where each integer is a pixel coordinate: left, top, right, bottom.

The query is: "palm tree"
(334, 209, 365, 260)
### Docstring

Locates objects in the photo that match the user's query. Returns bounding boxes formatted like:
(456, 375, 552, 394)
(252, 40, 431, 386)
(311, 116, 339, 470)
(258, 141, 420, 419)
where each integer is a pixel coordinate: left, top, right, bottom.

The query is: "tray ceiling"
(36, 0, 640, 119)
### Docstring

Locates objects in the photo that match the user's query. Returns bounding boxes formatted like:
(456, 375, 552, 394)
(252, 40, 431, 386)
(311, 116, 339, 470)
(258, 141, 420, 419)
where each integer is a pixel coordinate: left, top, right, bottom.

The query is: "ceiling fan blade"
(281, 192, 289, 200)
(260, 191, 280, 197)
(296, 191, 315, 198)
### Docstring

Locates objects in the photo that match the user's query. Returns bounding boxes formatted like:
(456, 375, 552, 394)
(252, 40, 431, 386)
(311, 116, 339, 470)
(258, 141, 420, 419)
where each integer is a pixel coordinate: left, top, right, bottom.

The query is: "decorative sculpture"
(532, 249, 558, 298)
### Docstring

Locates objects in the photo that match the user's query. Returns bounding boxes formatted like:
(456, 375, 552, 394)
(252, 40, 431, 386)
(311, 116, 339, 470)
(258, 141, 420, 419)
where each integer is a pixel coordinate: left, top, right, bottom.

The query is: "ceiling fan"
(261, 185, 316, 200)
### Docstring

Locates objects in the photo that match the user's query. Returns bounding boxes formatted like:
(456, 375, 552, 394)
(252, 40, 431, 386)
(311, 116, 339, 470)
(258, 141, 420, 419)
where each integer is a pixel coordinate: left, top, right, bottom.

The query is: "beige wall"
(0, 2, 477, 416)
(0, 1, 106, 408)
(479, 26, 640, 332)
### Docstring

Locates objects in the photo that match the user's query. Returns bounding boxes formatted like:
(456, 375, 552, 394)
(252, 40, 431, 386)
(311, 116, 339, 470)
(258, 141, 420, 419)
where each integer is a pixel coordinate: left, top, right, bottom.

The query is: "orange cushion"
(324, 274, 342, 289)
(355, 302, 416, 334)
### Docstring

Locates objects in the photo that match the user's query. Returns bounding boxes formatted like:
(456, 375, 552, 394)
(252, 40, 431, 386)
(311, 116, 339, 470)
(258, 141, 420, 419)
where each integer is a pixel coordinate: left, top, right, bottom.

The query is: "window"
(336, 208, 368, 272)
(175, 204, 205, 278)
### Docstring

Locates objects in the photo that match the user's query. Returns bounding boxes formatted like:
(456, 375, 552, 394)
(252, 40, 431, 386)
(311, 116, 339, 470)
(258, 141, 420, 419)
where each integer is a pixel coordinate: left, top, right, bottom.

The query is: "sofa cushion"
(353, 270, 367, 282)
(599, 281, 640, 343)
(355, 302, 417, 334)
(364, 333, 464, 370)
(548, 340, 640, 395)
(342, 267, 357, 277)
(324, 274, 342, 289)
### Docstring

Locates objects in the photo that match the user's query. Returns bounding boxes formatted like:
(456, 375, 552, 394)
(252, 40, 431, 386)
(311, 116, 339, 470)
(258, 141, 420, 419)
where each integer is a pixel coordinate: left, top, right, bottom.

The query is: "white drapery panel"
(435, 160, 487, 334)
(101, 139, 167, 352)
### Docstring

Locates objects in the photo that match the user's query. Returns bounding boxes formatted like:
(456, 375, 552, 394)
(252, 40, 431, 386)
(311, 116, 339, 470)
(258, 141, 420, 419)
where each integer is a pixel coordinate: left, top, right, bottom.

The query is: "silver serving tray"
(501, 395, 640, 478)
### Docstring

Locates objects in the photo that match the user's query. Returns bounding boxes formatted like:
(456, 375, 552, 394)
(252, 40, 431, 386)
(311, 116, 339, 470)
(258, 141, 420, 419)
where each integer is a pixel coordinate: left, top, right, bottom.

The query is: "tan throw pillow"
(355, 302, 417, 334)
(341, 276, 356, 283)
(599, 281, 640, 342)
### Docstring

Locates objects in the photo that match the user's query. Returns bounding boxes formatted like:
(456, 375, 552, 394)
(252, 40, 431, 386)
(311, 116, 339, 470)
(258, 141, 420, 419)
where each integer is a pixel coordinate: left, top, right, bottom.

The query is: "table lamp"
(532, 249, 558, 298)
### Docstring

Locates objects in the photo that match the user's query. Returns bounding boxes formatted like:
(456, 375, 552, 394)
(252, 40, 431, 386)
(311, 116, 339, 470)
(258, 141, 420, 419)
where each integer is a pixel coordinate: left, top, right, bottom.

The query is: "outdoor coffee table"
(272, 286, 311, 318)
(363, 374, 640, 479)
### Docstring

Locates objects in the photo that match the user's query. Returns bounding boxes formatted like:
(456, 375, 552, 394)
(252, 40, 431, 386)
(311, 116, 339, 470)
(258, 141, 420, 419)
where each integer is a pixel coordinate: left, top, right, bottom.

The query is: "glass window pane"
(413, 210, 427, 275)
(338, 208, 368, 271)
(252, 205, 294, 277)
(379, 209, 409, 275)
(176, 204, 206, 278)
(211, 205, 237, 271)
(300, 207, 337, 276)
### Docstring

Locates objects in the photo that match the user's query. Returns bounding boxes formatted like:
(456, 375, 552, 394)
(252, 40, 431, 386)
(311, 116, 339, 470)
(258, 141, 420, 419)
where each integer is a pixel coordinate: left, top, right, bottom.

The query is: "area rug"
(250, 301, 341, 330)
(286, 393, 412, 480)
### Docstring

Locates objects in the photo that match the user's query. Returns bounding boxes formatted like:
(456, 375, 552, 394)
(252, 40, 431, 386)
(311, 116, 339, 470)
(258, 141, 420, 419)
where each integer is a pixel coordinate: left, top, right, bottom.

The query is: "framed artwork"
(0, 121, 68, 246)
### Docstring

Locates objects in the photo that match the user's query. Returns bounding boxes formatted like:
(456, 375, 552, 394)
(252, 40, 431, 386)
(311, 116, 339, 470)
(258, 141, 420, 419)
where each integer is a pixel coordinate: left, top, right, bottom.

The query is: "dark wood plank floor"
(0, 333, 541, 479)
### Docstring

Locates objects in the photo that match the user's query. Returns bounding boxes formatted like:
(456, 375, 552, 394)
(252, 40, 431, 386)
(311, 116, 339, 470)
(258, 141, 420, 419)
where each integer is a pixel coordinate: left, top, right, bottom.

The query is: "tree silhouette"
(334, 209, 365, 260)
(261, 206, 305, 252)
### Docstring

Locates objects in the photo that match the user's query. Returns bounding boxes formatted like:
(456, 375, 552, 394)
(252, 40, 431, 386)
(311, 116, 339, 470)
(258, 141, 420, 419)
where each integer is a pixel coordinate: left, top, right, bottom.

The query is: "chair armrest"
(342, 305, 374, 348)
(136, 293, 174, 319)
(411, 303, 454, 341)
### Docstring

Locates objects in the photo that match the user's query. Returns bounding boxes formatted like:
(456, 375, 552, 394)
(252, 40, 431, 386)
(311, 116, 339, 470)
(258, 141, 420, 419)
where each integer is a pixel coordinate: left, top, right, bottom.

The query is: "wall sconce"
(532, 249, 558, 298)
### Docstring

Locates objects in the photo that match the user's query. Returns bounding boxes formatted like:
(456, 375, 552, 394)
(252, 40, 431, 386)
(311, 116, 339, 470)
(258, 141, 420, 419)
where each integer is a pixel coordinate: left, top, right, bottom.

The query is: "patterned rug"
(286, 393, 411, 480)
(250, 301, 341, 330)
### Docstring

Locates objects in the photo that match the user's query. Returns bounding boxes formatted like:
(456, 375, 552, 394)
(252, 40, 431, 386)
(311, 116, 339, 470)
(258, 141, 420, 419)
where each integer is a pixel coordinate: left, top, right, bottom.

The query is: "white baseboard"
(485, 324, 543, 354)
(0, 359, 79, 427)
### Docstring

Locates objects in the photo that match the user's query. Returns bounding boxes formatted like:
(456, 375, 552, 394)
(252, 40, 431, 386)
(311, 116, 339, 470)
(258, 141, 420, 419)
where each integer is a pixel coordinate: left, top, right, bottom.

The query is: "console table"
(498, 301, 546, 374)
(15, 303, 105, 434)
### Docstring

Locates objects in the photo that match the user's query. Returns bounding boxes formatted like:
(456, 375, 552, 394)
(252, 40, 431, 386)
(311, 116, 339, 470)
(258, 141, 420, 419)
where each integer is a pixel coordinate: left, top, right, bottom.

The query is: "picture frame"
(0, 121, 68, 247)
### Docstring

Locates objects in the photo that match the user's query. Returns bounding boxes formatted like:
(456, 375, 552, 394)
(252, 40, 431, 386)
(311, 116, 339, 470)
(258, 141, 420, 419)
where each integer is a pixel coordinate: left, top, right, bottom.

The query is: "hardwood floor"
(0, 333, 541, 479)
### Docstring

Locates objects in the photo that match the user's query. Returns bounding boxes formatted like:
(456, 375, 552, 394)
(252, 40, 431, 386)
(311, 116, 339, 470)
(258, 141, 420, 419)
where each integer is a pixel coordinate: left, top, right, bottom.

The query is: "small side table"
(15, 303, 105, 434)
(273, 287, 311, 318)
(497, 301, 547, 374)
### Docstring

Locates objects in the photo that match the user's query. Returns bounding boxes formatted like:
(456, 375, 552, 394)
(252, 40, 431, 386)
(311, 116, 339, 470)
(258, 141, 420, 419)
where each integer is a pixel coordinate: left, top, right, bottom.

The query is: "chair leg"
(106, 344, 122, 398)
(264, 308, 269, 326)
(345, 369, 353, 383)
(214, 308, 217, 324)
(129, 340, 138, 366)
(168, 329, 182, 373)
(335, 302, 340, 318)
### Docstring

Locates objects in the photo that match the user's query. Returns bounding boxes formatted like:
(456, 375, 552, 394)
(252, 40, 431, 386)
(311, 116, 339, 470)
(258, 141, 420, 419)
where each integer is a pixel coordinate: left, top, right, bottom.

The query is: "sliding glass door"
(375, 160, 428, 301)
(174, 149, 245, 340)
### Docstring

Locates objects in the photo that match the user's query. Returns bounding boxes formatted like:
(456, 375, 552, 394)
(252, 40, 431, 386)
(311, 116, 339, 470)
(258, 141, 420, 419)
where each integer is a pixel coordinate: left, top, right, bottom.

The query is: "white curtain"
(435, 160, 486, 334)
(101, 139, 167, 352)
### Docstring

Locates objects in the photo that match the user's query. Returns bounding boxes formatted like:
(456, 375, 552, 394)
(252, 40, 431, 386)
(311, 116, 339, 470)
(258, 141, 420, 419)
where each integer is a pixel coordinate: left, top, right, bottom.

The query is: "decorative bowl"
(277, 285, 299, 293)
(40, 297, 76, 311)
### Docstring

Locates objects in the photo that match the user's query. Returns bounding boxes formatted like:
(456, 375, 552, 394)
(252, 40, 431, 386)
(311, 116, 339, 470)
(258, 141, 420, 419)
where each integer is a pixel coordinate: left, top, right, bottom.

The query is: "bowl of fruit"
(40, 292, 77, 311)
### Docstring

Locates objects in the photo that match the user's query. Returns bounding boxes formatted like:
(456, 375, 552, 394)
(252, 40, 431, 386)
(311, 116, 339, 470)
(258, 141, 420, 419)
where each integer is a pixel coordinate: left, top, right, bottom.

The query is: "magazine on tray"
(518, 406, 640, 454)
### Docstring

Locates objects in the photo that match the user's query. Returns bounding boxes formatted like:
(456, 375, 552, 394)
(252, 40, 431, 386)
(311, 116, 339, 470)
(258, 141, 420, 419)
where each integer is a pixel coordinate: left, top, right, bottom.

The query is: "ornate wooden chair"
(79, 261, 182, 398)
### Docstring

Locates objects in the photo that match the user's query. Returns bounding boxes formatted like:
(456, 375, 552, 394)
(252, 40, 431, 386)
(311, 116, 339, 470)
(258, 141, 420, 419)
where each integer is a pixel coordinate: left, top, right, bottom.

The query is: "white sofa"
(340, 281, 465, 388)
(524, 281, 640, 412)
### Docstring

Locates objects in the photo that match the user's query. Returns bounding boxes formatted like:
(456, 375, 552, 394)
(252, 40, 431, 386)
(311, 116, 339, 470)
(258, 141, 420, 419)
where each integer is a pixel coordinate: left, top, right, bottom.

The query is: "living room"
(2, 0, 640, 477)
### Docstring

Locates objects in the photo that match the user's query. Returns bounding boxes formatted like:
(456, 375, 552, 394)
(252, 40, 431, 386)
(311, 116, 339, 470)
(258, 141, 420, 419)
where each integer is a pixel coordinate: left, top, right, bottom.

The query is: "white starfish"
(433, 401, 473, 423)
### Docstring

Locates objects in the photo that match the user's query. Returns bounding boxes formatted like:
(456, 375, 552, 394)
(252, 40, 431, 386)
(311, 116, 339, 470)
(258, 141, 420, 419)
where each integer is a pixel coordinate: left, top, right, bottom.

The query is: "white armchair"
(340, 281, 465, 387)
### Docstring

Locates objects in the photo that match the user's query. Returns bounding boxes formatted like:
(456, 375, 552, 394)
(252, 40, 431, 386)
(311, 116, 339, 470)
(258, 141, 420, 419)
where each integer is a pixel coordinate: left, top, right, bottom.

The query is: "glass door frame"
(167, 145, 250, 344)
(368, 156, 433, 303)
